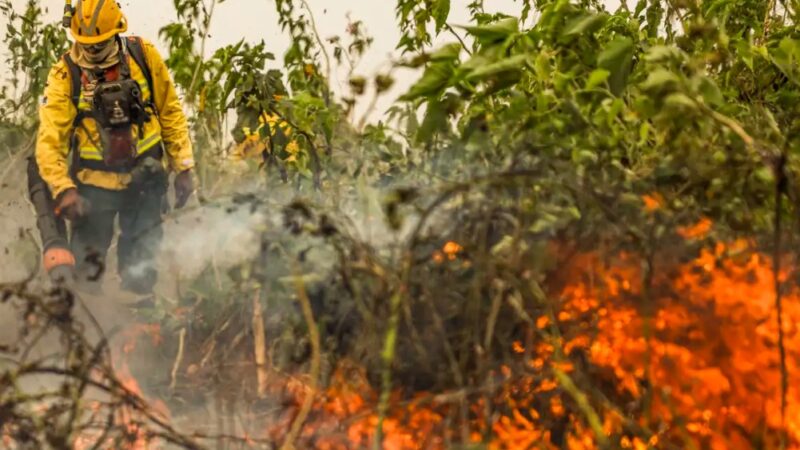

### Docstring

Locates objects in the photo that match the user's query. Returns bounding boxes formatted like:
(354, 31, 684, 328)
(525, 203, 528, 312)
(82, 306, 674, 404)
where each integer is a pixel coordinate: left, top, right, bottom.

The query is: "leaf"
(638, 122, 651, 144)
(585, 69, 610, 90)
(466, 54, 528, 81)
(533, 51, 551, 80)
(433, 0, 450, 33)
(634, 0, 648, 16)
(597, 36, 634, 96)
(644, 45, 686, 63)
(572, 148, 599, 164)
(562, 13, 608, 39)
(474, 70, 519, 96)
(735, 39, 754, 70)
(400, 62, 454, 100)
(529, 212, 560, 234)
(417, 100, 449, 144)
(460, 54, 492, 73)
(770, 38, 800, 84)
(698, 76, 724, 106)
(429, 43, 462, 61)
(640, 69, 681, 92)
(664, 93, 697, 111)
(460, 17, 519, 45)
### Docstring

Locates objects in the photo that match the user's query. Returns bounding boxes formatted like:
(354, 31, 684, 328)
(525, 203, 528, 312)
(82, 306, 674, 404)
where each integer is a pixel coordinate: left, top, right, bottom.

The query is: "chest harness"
(63, 36, 159, 173)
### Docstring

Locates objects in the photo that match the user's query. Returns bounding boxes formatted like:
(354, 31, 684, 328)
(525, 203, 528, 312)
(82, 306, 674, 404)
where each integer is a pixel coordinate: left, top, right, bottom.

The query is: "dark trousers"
(70, 183, 164, 295)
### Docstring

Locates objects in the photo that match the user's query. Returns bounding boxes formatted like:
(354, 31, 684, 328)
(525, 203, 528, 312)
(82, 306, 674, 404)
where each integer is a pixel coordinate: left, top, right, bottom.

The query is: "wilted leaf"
(375, 74, 395, 93)
(349, 75, 367, 95)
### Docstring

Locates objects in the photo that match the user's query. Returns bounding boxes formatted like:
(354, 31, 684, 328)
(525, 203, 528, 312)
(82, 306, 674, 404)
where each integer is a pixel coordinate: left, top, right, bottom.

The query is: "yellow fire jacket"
(36, 38, 194, 199)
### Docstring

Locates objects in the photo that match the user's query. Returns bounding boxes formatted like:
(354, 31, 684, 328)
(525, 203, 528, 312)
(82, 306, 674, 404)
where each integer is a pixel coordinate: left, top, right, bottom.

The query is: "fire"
(69, 322, 167, 450)
(433, 241, 463, 263)
(641, 193, 663, 211)
(59, 236, 800, 449)
(488, 241, 800, 449)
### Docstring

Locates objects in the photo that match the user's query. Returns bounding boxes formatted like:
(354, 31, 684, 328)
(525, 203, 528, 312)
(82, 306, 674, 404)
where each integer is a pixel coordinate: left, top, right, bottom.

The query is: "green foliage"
(0, 0, 68, 145)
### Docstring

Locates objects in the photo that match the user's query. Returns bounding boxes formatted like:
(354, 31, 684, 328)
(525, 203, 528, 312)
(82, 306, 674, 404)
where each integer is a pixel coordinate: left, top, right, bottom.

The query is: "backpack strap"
(61, 51, 91, 178)
(62, 52, 83, 112)
(125, 36, 157, 114)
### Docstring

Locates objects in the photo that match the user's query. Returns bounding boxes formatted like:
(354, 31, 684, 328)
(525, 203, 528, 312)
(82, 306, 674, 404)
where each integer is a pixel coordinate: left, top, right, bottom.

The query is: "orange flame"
(61, 231, 800, 449)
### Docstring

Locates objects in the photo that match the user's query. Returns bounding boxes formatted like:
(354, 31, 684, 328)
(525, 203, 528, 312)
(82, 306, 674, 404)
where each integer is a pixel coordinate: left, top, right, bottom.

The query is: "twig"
(170, 328, 187, 391)
(553, 368, 610, 449)
(251, 286, 269, 397)
(773, 154, 789, 450)
(445, 24, 472, 56)
(762, 0, 778, 43)
(299, 0, 332, 84)
(280, 265, 321, 450)
(187, 0, 218, 102)
(374, 256, 411, 450)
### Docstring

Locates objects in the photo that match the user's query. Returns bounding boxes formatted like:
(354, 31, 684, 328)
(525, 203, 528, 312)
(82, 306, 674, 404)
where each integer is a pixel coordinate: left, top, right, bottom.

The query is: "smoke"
(154, 201, 269, 284)
(0, 136, 470, 448)
(0, 175, 39, 284)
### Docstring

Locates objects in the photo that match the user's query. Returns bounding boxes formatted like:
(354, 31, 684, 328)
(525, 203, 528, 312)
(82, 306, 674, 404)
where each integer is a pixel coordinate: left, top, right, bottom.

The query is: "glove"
(174, 170, 195, 209)
(55, 188, 90, 221)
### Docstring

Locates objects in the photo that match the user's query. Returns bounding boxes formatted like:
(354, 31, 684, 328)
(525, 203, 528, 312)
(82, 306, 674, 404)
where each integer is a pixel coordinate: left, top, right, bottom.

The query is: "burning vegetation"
(4, 204, 798, 449)
(3, 0, 800, 448)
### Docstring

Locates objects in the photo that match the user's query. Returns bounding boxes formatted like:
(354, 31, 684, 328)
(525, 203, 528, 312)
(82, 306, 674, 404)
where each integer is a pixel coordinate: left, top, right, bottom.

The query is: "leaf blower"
(26, 156, 75, 283)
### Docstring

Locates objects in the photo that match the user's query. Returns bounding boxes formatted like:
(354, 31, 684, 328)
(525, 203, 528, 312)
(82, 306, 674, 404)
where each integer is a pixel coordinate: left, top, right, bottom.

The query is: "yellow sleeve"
(142, 38, 195, 173)
(35, 60, 77, 199)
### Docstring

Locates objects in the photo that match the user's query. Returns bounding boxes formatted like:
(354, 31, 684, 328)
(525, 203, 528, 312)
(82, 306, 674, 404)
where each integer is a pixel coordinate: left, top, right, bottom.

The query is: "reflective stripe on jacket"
(36, 38, 194, 198)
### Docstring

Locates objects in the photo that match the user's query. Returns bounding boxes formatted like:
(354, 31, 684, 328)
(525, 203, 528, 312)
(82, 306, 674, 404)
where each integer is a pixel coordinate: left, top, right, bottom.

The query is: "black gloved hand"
(173, 170, 194, 209)
(55, 188, 90, 221)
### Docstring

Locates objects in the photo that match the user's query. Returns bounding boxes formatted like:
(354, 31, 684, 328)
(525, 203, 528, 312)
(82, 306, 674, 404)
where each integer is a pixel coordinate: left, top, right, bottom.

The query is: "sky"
(0, 0, 622, 123)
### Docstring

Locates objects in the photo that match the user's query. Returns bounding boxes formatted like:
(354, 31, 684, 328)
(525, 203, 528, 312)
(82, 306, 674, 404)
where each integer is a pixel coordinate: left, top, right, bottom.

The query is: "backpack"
(62, 36, 156, 119)
(61, 36, 158, 172)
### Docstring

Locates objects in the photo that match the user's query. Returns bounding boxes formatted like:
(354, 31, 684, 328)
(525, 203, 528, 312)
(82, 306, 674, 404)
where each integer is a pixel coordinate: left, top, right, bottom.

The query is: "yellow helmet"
(70, 0, 128, 45)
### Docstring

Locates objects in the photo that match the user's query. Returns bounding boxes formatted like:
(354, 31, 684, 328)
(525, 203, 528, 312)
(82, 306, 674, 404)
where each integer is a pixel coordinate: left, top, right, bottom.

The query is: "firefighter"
(228, 73, 300, 168)
(35, 0, 195, 295)
(229, 110, 300, 163)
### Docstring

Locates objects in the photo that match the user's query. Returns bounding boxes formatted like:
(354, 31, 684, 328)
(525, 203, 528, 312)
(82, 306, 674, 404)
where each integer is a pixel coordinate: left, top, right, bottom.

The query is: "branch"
(252, 286, 269, 397)
(280, 265, 322, 450)
(169, 328, 187, 391)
